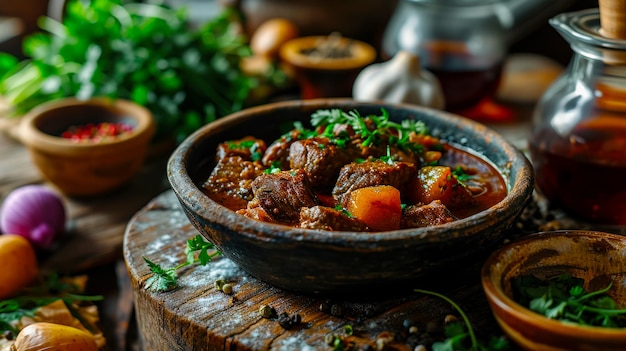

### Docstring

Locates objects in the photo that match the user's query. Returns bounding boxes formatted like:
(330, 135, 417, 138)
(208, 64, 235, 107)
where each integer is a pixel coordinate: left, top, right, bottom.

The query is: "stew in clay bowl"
(167, 99, 534, 294)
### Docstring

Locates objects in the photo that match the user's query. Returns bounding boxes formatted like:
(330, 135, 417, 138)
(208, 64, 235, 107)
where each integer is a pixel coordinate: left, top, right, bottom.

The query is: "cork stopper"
(599, 0, 626, 39)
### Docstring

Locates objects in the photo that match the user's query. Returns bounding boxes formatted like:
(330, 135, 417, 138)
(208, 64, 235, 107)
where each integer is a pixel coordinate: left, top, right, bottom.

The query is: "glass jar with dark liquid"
(382, 0, 550, 120)
(530, 8, 626, 226)
(382, 0, 506, 116)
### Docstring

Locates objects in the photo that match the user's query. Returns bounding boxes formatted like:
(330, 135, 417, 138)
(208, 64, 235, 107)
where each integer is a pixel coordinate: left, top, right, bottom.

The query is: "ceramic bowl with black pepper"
(279, 35, 377, 99)
(481, 230, 626, 351)
(167, 98, 534, 294)
(20, 97, 155, 197)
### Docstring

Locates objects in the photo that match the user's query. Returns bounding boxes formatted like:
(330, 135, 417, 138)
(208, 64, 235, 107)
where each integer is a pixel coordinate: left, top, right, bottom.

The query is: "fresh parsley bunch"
(512, 274, 626, 328)
(0, 0, 258, 143)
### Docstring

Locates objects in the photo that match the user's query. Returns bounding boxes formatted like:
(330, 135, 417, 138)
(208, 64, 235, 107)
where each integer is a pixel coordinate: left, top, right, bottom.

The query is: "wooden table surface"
(125, 190, 519, 351)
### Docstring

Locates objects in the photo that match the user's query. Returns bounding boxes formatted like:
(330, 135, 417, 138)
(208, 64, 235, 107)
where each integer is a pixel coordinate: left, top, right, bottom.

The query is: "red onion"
(0, 185, 66, 250)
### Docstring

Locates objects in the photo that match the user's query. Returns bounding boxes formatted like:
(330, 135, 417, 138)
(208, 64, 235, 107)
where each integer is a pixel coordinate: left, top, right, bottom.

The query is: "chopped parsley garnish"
(264, 161, 282, 174)
(307, 108, 430, 152)
(227, 140, 263, 161)
(379, 145, 395, 165)
(452, 166, 470, 186)
(334, 205, 354, 218)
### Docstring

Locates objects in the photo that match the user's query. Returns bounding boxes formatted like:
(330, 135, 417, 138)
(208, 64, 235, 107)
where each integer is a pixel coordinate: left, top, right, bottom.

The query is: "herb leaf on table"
(415, 289, 510, 351)
(144, 234, 221, 292)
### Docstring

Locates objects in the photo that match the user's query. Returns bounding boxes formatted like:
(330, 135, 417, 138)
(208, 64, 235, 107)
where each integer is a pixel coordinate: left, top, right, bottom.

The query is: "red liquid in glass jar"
(530, 114, 626, 225)
(423, 40, 503, 112)
(427, 63, 503, 112)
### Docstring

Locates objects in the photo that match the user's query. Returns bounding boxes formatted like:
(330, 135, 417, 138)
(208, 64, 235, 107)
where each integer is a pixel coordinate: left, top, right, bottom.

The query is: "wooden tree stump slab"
(124, 190, 521, 351)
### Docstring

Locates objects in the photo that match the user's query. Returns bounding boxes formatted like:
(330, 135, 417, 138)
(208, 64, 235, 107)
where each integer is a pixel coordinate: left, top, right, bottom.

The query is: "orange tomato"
(0, 234, 38, 299)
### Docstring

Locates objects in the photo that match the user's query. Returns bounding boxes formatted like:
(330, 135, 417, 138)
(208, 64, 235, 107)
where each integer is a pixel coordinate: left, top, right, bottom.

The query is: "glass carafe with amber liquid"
(530, 7, 626, 226)
(382, 0, 507, 116)
(382, 0, 551, 120)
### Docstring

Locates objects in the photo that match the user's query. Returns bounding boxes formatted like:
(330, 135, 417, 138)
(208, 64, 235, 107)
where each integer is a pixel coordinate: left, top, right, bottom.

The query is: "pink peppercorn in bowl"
(19, 97, 155, 197)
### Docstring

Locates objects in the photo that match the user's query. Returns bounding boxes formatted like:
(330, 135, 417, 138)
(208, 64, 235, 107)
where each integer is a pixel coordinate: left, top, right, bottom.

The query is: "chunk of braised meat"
(332, 160, 417, 207)
(236, 198, 279, 224)
(401, 200, 458, 228)
(289, 137, 354, 191)
(409, 166, 476, 210)
(388, 146, 422, 165)
(203, 156, 266, 211)
(250, 169, 318, 224)
(262, 129, 301, 169)
(216, 136, 266, 162)
(299, 206, 369, 231)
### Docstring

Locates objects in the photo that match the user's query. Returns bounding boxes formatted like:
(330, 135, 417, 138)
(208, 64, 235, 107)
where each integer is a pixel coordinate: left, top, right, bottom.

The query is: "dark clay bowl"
(167, 99, 534, 294)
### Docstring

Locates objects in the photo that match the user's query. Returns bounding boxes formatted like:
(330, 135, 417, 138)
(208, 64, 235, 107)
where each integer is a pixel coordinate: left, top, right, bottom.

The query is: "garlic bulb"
(352, 51, 445, 109)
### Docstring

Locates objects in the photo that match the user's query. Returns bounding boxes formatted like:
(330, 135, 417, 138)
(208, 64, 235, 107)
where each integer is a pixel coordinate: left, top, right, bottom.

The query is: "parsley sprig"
(415, 289, 510, 351)
(227, 140, 263, 161)
(512, 274, 626, 328)
(451, 166, 471, 187)
(143, 235, 221, 292)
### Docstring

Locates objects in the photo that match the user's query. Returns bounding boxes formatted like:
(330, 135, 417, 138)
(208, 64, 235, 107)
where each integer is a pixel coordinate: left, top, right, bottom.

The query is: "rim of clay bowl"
(279, 36, 376, 70)
(168, 98, 534, 246)
(20, 97, 155, 152)
(481, 230, 626, 338)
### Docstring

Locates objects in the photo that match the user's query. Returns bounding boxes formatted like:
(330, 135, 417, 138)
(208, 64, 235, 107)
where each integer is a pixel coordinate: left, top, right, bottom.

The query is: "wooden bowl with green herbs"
(481, 230, 626, 351)
(167, 98, 533, 294)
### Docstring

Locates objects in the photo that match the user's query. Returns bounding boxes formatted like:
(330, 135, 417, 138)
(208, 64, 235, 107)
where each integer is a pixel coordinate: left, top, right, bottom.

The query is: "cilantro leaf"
(415, 289, 510, 351)
(144, 235, 221, 293)
(143, 257, 178, 292)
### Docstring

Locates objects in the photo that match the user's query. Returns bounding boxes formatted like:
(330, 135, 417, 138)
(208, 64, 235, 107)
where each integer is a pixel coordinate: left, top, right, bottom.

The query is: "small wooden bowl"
(279, 36, 376, 99)
(20, 97, 155, 197)
(168, 98, 533, 294)
(482, 230, 626, 351)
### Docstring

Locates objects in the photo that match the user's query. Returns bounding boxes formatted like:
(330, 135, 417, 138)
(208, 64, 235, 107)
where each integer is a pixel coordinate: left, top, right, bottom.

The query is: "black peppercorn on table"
(124, 190, 534, 351)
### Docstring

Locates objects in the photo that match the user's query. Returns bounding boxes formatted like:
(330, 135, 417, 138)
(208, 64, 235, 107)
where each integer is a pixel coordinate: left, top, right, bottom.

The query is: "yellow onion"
(11, 322, 98, 351)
